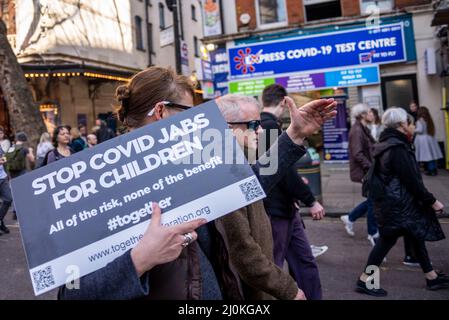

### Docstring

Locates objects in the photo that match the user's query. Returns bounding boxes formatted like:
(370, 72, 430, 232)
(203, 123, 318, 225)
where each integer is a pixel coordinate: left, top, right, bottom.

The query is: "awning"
(20, 63, 135, 82)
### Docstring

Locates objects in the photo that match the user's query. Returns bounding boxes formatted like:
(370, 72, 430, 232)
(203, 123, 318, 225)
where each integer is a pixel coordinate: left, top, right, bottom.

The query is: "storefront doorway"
(381, 74, 419, 110)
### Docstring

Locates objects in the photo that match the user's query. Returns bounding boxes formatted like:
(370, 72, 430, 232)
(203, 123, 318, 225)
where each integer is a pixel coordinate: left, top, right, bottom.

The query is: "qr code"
(239, 178, 264, 202)
(32, 266, 55, 292)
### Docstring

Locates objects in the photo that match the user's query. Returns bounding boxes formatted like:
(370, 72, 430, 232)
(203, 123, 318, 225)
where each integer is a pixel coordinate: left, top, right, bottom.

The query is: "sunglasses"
(227, 120, 262, 131)
(147, 101, 192, 116)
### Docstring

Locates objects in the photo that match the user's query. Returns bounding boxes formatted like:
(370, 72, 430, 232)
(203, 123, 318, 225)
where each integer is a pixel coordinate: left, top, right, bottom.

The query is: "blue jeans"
(348, 198, 378, 236)
(426, 160, 437, 173)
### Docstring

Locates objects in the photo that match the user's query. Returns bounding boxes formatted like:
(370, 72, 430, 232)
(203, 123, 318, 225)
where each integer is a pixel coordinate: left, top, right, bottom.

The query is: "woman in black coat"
(356, 108, 448, 297)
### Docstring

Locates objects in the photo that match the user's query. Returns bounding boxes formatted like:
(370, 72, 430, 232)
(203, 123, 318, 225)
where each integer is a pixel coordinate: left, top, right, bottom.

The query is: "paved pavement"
(305, 217, 449, 300)
(1, 212, 448, 300)
(320, 163, 449, 216)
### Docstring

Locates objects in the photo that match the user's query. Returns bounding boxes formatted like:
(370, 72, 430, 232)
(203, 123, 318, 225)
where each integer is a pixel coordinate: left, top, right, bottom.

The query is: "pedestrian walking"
(414, 106, 443, 176)
(36, 132, 53, 168)
(69, 127, 87, 153)
(259, 83, 324, 300)
(44, 126, 73, 164)
(87, 134, 97, 148)
(409, 100, 419, 123)
(0, 149, 12, 235)
(355, 107, 448, 297)
(95, 120, 115, 144)
(367, 108, 383, 141)
(340, 103, 378, 245)
(0, 126, 11, 154)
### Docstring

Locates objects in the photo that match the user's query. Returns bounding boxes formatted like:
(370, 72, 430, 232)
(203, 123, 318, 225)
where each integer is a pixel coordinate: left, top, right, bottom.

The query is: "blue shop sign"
(229, 23, 406, 80)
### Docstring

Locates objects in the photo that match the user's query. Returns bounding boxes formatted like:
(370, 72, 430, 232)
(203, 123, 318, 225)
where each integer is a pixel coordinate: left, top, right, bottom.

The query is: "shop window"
(360, 0, 393, 15)
(191, 4, 197, 21)
(135, 16, 144, 51)
(304, 0, 341, 22)
(255, 0, 287, 28)
(194, 36, 199, 57)
(159, 3, 165, 29)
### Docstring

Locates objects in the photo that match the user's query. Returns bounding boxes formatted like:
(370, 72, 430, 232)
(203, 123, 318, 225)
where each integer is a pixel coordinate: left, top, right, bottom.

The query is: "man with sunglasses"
(214, 94, 336, 300)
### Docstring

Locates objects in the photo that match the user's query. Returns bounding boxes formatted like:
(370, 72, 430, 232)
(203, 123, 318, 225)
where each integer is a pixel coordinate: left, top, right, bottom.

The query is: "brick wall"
(235, 0, 257, 30)
(287, 0, 305, 25)
(341, 0, 360, 17)
(395, 0, 431, 9)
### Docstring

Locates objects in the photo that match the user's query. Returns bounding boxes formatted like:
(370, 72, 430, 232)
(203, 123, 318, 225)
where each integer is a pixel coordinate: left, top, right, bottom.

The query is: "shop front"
(225, 14, 418, 163)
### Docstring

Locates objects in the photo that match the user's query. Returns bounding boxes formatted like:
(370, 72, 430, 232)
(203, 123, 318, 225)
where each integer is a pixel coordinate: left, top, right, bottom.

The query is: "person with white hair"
(215, 93, 337, 300)
(340, 103, 379, 245)
(356, 107, 448, 297)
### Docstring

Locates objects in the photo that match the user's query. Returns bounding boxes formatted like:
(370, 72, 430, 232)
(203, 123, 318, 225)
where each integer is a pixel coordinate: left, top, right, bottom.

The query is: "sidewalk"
(320, 163, 449, 216)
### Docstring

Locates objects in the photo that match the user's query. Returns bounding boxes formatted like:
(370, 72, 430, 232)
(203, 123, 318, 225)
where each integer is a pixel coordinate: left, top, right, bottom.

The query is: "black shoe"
(403, 256, 420, 267)
(427, 273, 449, 290)
(0, 221, 9, 234)
(355, 280, 388, 297)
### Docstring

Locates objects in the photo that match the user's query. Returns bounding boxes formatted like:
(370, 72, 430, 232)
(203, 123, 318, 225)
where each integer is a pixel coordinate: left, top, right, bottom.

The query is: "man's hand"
(432, 200, 444, 214)
(294, 288, 307, 300)
(285, 97, 337, 145)
(131, 203, 207, 277)
(310, 201, 325, 220)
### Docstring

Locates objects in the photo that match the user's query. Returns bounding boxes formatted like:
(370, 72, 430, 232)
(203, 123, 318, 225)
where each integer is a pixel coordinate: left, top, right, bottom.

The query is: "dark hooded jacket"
(372, 128, 445, 241)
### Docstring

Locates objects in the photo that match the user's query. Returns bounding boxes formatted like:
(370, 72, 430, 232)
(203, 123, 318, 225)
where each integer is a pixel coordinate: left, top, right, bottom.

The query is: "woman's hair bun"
(116, 85, 131, 102)
(116, 85, 131, 123)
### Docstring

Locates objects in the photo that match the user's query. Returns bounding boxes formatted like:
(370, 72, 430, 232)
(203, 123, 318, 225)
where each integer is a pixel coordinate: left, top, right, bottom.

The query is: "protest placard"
(11, 101, 266, 295)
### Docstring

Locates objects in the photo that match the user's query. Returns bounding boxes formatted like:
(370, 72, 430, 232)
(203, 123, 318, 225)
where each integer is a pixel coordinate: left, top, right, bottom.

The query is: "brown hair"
(370, 108, 381, 125)
(417, 106, 435, 136)
(116, 67, 195, 128)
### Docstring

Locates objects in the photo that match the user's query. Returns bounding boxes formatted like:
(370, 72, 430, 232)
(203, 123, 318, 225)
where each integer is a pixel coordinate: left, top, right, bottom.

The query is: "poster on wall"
(210, 46, 229, 97)
(202, 0, 222, 37)
(323, 98, 349, 163)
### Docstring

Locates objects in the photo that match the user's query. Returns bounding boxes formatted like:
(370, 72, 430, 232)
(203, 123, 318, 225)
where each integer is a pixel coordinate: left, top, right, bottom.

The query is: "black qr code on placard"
(32, 266, 55, 292)
(239, 178, 264, 202)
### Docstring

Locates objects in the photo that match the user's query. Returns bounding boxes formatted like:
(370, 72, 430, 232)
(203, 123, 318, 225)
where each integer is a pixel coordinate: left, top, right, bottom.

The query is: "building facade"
(1, 0, 205, 134)
(203, 0, 448, 166)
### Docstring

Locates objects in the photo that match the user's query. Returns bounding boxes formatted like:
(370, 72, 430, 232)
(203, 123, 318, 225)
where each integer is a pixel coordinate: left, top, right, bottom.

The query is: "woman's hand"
(432, 200, 444, 214)
(294, 288, 307, 300)
(131, 203, 207, 277)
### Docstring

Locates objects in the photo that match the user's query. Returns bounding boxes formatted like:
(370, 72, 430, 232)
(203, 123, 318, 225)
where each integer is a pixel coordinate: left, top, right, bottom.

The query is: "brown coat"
(349, 120, 375, 183)
(215, 200, 298, 300)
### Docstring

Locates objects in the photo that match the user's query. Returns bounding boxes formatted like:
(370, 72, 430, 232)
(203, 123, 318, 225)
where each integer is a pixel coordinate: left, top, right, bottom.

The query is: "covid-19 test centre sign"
(227, 22, 406, 94)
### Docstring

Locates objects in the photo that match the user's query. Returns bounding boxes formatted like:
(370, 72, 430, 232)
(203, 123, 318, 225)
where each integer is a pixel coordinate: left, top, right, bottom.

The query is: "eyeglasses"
(227, 120, 262, 131)
(147, 101, 192, 116)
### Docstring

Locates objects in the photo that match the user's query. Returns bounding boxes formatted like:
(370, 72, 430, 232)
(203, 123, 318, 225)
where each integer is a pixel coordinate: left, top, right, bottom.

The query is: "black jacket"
(259, 112, 315, 219)
(373, 128, 445, 241)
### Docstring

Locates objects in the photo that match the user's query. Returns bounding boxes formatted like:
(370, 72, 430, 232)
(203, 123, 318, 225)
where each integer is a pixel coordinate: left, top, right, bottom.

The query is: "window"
(147, 22, 154, 65)
(194, 36, 199, 57)
(381, 75, 418, 112)
(360, 0, 393, 15)
(255, 0, 287, 27)
(159, 3, 165, 29)
(191, 4, 197, 21)
(135, 16, 144, 51)
(304, 0, 341, 22)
